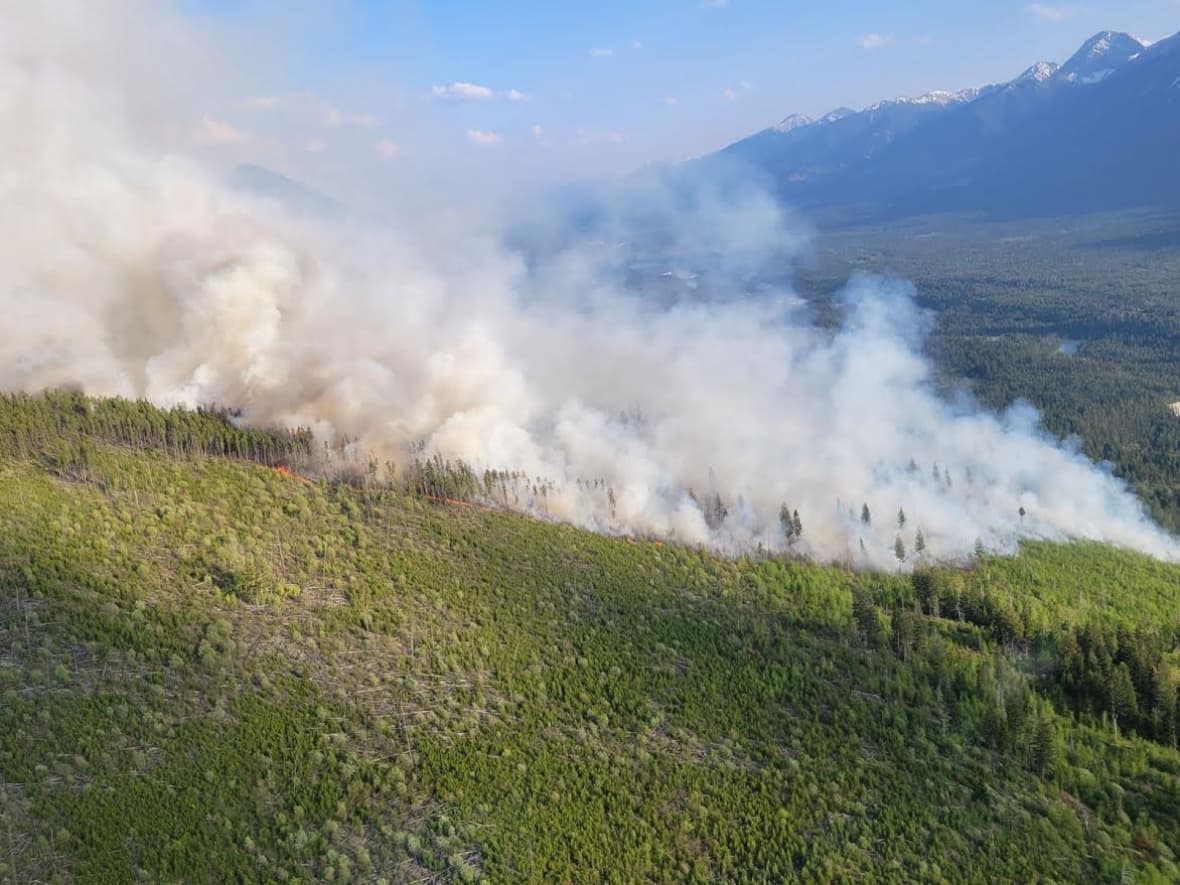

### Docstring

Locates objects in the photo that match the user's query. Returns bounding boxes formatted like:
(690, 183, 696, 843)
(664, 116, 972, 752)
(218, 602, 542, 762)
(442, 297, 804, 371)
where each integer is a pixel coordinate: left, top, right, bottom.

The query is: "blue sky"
(180, 0, 1180, 195)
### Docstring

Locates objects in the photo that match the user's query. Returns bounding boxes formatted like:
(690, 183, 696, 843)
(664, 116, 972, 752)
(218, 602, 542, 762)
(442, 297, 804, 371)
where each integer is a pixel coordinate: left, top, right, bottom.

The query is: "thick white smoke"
(3, 1, 1178, 569)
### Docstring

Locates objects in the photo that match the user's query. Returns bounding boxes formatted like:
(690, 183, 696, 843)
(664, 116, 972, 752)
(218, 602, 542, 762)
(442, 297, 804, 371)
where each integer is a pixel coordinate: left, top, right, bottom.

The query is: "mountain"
(227, 163, 342, 217)
(1057, 30, 1144, 84)
(712, 29, 1180, 220)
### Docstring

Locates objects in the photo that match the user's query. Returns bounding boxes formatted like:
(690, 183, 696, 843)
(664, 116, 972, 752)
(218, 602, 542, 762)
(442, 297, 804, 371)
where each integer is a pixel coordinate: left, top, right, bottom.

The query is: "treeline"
(0, 390, 314, 468)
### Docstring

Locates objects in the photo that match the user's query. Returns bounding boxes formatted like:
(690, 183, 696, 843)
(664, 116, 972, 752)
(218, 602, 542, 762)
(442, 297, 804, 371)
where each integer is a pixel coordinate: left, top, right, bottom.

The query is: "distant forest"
(796, 210, 1180, 532)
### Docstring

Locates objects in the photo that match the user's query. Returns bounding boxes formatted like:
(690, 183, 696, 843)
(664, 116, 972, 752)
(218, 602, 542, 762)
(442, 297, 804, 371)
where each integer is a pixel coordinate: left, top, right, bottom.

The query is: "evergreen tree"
(914, 528, 926, 556)
(1110, 663, 1139, 736)
(891, 608, 917, 662)
(894, 535, 906, 566)
(983, 698, 1009, 750)
(1029, 709, 1063, 781)
(711, 493, 728, 527)
(897, 507, 907, 530)
(780, 503, 797, 543)
(912, 569, 939, 617)
(852, 590, 880, 646)
(861, 503, 871, 526)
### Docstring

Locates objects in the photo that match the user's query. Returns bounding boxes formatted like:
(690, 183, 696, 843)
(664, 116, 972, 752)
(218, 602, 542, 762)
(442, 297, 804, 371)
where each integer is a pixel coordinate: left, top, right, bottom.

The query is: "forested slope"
(1, 393, 1179, 883)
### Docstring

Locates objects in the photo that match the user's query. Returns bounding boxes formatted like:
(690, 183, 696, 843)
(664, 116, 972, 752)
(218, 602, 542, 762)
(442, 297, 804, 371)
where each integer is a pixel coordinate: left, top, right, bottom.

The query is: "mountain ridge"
(711, 29, 1180, 220)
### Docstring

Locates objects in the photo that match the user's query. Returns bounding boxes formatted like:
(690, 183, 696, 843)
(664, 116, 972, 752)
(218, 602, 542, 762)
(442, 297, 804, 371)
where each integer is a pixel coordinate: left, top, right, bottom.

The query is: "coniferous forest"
(2, 391, 1180, 882)
(798, 211, 1180, 532)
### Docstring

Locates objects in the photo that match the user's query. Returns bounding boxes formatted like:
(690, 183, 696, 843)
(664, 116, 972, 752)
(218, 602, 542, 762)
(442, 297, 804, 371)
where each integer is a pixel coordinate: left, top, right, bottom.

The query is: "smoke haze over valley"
(4, 0, 1179, 570)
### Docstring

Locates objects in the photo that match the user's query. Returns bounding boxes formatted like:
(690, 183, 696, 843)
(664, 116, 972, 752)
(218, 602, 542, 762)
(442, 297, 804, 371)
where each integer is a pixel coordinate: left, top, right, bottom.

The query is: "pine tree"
(894, 535, 906, 566)
(852, 590, 880, 646)
(1109, 663, 1139, 736)
(891, 608, 917, 662)
(1152, 666, 1178, 747)
(712, 493, 728, 526)
(792, 509, 802, 539)
(780, 503, 795, 542)
(914, 528, 926, 556)
(897, 507, 907, 530)
(912, 568, 938, 617)
(861, 503, 871, 526)
(1029, 709, 1063, 780)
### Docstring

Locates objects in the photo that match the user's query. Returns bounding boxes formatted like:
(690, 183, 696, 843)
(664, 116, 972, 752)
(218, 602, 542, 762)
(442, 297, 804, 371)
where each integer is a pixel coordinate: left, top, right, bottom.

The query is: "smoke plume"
(3, 1, 1178, 569)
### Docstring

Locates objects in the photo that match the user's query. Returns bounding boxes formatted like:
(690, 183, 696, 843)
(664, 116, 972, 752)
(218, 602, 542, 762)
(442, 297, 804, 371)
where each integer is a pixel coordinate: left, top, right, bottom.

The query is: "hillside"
(712, 29, 1180, 220)
(2, 393, 1180, 882)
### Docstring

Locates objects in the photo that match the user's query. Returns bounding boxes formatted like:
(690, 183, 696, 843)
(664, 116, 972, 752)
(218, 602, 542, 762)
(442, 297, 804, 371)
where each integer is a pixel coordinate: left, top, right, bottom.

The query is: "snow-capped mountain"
(1009, 60, 1059, 87)
(1058, 30, 1144, 83)
(710, 29, 1180, 219)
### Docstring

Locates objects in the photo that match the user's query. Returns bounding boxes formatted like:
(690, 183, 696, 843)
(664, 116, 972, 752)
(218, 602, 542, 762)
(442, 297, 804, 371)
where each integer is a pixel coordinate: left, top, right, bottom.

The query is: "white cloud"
(703, 0, 728, 7)
(663, 95, 678, 106)
(918, 35, 936, 46)
(571, 128, 625, 147)
(530, 124, 545, 138)
(630, 39, 643, 50)
(239, 92, 377, 127)
(589, 47, 613, 58)
(375, 138, 400, 160)
(306, 138, 326, 154)
(859, 33, 894, 50)
(194, 115, 249, 144)
(431, 82, 530, 103)
(433, 82, 495, 101)
(722, 80, 752, 101)
(1026, 4, 1072, 22)
(466, 129, 503, 146)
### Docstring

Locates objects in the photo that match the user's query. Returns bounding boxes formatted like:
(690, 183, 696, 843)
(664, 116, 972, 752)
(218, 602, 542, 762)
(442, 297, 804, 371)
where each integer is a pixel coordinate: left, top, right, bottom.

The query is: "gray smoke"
(3, 0, 1178, 569)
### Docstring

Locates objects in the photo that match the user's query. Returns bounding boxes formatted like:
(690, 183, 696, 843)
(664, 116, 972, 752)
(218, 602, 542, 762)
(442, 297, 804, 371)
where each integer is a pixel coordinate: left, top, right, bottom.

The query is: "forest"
(797, 209, 1180, 531)
(1, 392, 1179, 882)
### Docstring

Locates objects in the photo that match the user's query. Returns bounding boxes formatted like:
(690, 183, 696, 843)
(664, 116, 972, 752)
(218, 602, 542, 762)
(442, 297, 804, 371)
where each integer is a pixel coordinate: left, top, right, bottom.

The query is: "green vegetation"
(2, 393, 1180, 882)
(799, 210, 1180, 531)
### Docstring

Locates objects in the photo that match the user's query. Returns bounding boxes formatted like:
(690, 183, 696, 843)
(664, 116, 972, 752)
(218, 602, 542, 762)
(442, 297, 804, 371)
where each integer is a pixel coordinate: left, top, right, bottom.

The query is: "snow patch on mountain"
(773, 113, 813, 133)
(1011, 61, 1059, 87)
